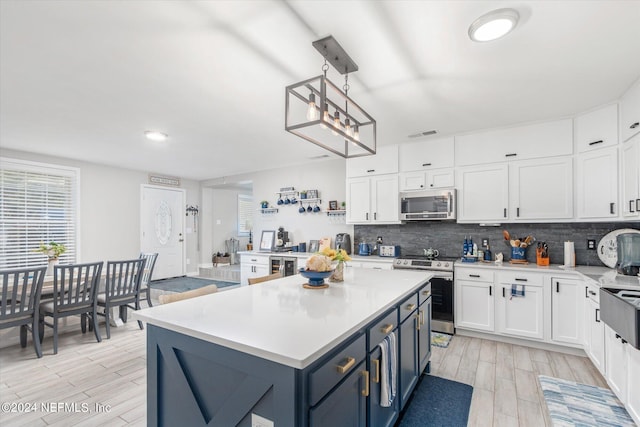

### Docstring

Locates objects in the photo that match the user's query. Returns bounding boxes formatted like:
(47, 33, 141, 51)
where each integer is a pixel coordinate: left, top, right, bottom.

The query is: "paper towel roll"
(564, 241, 575, 267)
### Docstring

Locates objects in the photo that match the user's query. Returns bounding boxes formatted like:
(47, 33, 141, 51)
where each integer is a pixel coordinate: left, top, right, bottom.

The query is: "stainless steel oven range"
(393, 255, 455, 334)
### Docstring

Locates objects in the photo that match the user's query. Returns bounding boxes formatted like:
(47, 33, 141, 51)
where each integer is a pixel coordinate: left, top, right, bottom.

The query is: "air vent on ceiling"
(309, 154, 331, 160)
(408, 130, 438, 138)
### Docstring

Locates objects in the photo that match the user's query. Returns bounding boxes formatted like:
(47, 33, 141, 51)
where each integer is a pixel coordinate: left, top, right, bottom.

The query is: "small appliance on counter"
(616, 232, 640, 276)
(276, 226, 289, 248)
(358, 242, 372, 256)
(335, 233, 351, 254)
(379, 245, 401, 257)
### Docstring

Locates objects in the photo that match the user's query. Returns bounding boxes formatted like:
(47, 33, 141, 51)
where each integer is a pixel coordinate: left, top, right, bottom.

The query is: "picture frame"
(308, 240, 320, 253)
(329, 200, 338, 210)
(259, 230, 276, 252)
(308, 189, 318, 199)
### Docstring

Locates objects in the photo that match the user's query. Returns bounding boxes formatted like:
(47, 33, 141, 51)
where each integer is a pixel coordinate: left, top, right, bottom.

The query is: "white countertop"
(239, 250, 395, 263)
(455, 261, 640, 290)
(133, 268, 431, 369)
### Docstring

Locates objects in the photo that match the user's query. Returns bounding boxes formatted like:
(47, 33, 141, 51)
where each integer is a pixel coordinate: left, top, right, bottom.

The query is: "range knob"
(444, 262, 450, 268)
(403, 260, 410, 266)
(436, 262, 441, 267)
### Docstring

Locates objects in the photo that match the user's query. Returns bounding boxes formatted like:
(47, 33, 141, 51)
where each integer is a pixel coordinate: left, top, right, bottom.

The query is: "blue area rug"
(539, 375, 635, 426)
(149, 276, 238, 292)
(398, 374, 473, 427)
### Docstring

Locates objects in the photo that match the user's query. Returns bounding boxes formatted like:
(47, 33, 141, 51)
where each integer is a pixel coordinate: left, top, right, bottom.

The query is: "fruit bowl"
(299, 268, 334, 286)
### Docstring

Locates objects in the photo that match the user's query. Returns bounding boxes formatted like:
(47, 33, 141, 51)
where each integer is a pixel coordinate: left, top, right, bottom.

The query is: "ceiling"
(2, 1, 640, 181)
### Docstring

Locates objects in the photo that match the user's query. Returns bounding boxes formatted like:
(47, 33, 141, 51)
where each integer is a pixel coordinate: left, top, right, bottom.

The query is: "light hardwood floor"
(1, 319, 608, 426)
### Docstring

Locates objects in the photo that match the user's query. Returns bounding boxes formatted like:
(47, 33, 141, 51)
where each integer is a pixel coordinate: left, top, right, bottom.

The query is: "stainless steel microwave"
(400, 188, 456, 220)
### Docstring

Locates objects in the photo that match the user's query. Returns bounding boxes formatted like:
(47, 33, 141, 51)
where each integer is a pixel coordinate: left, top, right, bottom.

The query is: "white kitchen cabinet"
(509, 157, 573, 221)
(456, 163, 509, 222)
(622, 134, 640, 218)
(574, 104, 618, 153)
(399, 137, 454, 172)
(455, 268, 495, 332)
(551, 277, 584, 346)
(455, 119, 573, 166)
(399, 168, 454, 191)
(346, 174, 400, 224)
(239, 253, 270, 286)
(576, 146, 619, 219)
(627, 344, 640, 425)
(583, 282, 605, 375)
(605, 324, 628, 404)
(346, 145, 398, 178)
(496, 282, 544, 340)
(620, 78, 640, 142)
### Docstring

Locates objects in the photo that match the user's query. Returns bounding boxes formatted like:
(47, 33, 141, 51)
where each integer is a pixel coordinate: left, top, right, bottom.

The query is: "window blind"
(237, 194, 253, 236)
(0, 158, 79, 269)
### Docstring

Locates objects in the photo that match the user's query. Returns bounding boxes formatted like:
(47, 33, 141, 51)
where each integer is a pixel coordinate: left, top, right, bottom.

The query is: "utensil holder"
(536, 248, 549, 266)
(511, 247, 526, 260)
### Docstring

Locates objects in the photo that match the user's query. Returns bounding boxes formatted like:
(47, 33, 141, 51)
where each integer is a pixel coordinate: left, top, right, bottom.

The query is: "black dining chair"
(39, 261, 104, 354)
(0, 266, 47, 358)
(97, 258, 145, 339)
(138, 252, 158, 307)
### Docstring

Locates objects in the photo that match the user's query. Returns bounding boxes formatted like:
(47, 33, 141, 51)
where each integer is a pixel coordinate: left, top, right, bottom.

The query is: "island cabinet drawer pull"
(361, 371, 370, 396)
(372, 359, 380, 383)
(631, 122, 639, 129)
(405, 303, 417, 311)
(588, 140, 604, 146)
(380, 324, 393, 334)
(336, 357, 356, 374)
(422, 290, 431, 296)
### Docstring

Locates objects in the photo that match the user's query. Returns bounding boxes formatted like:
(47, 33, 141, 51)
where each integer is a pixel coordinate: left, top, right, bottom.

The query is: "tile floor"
(1, 313, 607, 426)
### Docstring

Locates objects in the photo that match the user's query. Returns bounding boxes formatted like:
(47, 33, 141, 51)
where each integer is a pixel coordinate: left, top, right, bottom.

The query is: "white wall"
(214, 159, 354, 252)
(2, 149, 201, 274)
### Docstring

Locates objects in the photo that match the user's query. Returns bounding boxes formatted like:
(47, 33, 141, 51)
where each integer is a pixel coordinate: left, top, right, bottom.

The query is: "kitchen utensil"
(503, 230, 510, 240)
(358, 242, 371, 256)
(299, 206, 306, 213)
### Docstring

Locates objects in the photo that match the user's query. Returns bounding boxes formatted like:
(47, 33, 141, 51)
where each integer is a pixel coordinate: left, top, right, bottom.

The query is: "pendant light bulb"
(344, 117, 353, 137)
(332, 111, 341, 135)
(353, 125, 360, 141)
(320, 103, 329, 129)
(306, 93, 317, 120)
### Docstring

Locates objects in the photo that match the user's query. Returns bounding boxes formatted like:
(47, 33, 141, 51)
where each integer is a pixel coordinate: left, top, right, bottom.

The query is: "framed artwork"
(259, 230, 275, 252)
(308, 189, 318, 199)
(308, 240, 320, 253)
(329, 200, 338, 210)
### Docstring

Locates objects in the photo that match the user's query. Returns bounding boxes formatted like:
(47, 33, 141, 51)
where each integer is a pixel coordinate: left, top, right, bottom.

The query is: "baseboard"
(455, 328, 586, 356)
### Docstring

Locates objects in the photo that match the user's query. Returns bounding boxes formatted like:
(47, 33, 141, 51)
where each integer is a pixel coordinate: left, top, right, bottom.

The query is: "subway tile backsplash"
(354, 222, 640, 266)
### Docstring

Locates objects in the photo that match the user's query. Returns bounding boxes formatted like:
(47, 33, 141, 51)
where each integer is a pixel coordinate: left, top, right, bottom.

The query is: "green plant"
(35, 241, 66, 260)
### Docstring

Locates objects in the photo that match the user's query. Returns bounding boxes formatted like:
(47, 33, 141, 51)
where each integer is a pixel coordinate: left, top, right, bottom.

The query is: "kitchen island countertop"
(133, 267, 431, 369)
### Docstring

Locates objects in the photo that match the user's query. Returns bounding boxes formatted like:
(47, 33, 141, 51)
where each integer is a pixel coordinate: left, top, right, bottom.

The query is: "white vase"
(46, 258, 59, 276)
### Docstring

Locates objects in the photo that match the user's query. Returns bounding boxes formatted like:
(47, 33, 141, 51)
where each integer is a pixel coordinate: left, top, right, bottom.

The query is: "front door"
(140, 185, 185, 279)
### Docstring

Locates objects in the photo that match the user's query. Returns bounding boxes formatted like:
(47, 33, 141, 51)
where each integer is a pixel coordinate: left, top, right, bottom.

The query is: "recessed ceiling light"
(469, 8, 519, 42)
(144, 131, 168, 142)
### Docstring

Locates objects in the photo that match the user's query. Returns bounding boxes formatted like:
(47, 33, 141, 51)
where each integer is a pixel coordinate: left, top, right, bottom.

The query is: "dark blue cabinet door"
(369, 346, 399, 427)
(399, 311, 418, 409)
(309, 360, 366, 427)
(419, 297, 432, 374)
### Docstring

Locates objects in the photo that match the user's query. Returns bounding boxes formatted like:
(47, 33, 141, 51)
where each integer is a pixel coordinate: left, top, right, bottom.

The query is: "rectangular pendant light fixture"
(285, 36, 376, 158)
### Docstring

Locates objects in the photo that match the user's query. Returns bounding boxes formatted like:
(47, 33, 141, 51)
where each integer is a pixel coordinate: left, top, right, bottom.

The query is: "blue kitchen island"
(133, 268, 432, 427)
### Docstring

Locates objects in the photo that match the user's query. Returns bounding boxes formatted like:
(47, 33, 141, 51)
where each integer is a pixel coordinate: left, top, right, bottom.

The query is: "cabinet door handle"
(588, 140, 604, 146)
(631, 122, 639, 129)
(610, 202, 615, 215)
(489, 286, 492, 296)
(406, 303, 417, 311)
(630, 200, 636, 213)
(422, 163, 432, 167)
(515, 278, 527, 282)
(380, 324, 393, 334)
(556, 282, 560, 293)
(366, 212, 369, 220)
(595, 308, 600, 323)
(502, 287, 505, 298)
(420, 184, 424, 188)
(504, 208, 507, 218)
(336, 357, 356, 374)
(469, 274, 481, 278)
(415, 313, 421, 330)
(367, 169, 376, 173)
(585, 286, 589, 298)
(419, 309, 425, 326)
(636, 199, 640, 212)
(361, 370, 370, 396)
(372, 359, 380, 383)
(517, 207, 520, 217)
(374, 212, 377, 220)
(422, 290, 431, 297)
(505, 153, 517, 157)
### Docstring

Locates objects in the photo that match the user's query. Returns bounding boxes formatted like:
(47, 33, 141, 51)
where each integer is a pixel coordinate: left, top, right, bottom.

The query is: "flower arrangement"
(320, 247, 352, 263)
(35, 241, 66, 260)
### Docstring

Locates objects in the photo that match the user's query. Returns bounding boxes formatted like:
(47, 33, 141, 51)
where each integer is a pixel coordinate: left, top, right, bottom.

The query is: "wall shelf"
(258, 208, 279, 214)
(298, 198, 322, 204)
(326, 210, 346, 216)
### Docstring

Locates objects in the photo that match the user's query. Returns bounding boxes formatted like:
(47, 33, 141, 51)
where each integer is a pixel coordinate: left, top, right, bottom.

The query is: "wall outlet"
(251, 414, 274, 427)
(376, 236, 383, 244)
(481, 238, 489, 248)
(587, 239, 596, 250)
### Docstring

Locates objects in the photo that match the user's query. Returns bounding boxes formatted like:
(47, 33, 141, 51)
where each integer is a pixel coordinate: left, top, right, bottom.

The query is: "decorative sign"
(149, 174, 180, 187)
